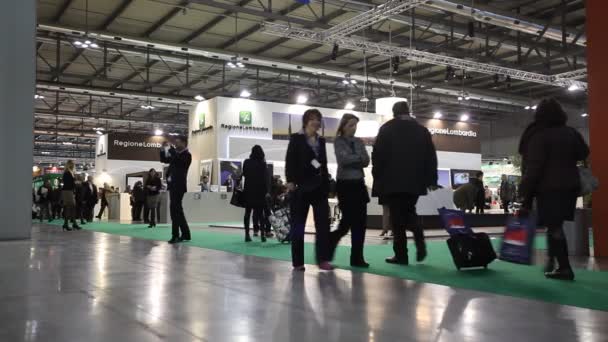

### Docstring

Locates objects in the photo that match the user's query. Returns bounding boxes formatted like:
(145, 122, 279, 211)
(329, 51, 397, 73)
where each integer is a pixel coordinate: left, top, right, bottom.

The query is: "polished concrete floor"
(1, 225, 608, 342)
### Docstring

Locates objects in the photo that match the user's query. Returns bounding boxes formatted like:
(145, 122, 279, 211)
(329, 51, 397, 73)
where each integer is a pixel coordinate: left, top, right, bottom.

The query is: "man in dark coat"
(372, 101, 438, 265)
(161, 136, 192, 244)
(82, 176, 98, 222)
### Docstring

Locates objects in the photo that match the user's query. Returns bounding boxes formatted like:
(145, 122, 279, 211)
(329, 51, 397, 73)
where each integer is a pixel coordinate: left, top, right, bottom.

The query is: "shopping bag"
(230, 189, 246, 208)
(499, 215, 536, 265)
(437, 207, 473, 236)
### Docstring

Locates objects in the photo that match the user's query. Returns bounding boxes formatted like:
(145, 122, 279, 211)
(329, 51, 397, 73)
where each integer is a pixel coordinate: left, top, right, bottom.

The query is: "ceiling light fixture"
(194, 95, 205, 101)
(95, 130, 103, 135)
(460, 114, 470, 122)
(140, 103, 155, 110)
(154, 129, 164, 136)
(433, 111, 443, 119)
(296, 94, 308, 104)
(532, 105, 537, 110)
(525, 105, 531, 110)
(344, 102, 355, 110)
(568, 84, 581, 92)
(240, 89, 251, 98)
(581, 113, 589, 117)
(34, 94, 44, 99)
(360, 97, 369, 103)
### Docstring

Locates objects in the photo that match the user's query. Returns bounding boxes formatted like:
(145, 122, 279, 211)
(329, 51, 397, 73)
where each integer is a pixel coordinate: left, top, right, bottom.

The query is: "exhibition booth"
(93, 96, 489, 228)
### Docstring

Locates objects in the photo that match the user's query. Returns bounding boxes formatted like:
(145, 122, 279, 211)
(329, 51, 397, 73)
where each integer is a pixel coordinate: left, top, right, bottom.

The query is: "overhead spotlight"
(360, 97, 369, 103)
(34, 94, 44, 99)
(227, 62, 236, 68)
(62, 142, 73, 146)
(74, 37, 98, 49)
(296, 94, 308, 104)
(468, 22, 475, 37)
(344, 102, 355, 110)
(568, 84, 581, 92)
(140, 103, 155, 110)
(458, 96, 464, 101)
(331, 43, 339, 61)
(236, 62, 245, 68)
(90, 43, 99, 48)
(525, 105, 531, 110)
(581, 113, 589, 117)
(95, 130, 103, 135)
(342, 79, 350, 85)
(240, 89, 251, 98)
(391, 56, 400, 74)
(154, 129, 164, 136)
(194, 95, 205, 101)
(460, 114, 470, 122)
(350, 79, 358, 85)
(531, 105, 537, 110)
(169, 132, 180, 136)
(433, 111, 443, 119)
(464, 95, 471, 100)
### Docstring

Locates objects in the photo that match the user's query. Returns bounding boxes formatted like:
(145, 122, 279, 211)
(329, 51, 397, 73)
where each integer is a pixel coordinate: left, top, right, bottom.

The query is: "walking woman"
(329, 113, 370, 267)
(145, 168, 162, 228)
(285, 109, 333, 271)
(242, 145, 270, 242)
(62, 160, 81, 231)
(519, 98, 589, 281)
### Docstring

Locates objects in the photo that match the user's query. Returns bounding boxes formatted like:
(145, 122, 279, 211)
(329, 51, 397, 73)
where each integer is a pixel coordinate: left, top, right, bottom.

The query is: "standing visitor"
(51, 184, 63, 220)
(372, 101, 438, 265)
(96, 183, 109, 220)
(499, 174, 516, 214)
(161, 136, 192, 244)
(61, 160, 81, 231)
(144, 168, 162, 228)
(82, 176, 98, 222)
(74, 174, 86, 225)
(242, 145, 270, 242)
(470, 171, 485, 214)
(37, 180, 53, 223)
(329, 113, 370, 267)
(285, 109, 333, 271)
(131, 181, 145, 221)
(200, 175, 210, 192)
(519, 98, 589, 280)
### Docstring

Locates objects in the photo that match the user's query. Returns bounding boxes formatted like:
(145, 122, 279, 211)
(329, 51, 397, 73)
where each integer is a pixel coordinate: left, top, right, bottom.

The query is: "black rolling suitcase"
(447, 233, 496, 270)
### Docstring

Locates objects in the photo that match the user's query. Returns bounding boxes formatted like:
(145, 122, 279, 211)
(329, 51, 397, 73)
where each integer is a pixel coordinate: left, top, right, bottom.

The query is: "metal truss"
(552, 69, 588, 81)
(322, 0, 428, 39)
(262, 23, 587, 90)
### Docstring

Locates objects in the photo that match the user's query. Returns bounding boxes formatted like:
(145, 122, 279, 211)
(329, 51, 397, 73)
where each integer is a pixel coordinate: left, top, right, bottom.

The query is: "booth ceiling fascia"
(37, 24, 531, 108)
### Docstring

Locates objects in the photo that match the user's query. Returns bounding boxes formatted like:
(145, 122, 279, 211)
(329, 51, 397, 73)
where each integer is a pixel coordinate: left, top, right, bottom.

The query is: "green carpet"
(48, 221, 608, 312)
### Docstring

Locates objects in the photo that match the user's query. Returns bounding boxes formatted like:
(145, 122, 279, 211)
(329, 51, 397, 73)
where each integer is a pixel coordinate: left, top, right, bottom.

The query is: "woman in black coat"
(285, 109, 333, 271)
(519, 98, 589, 281)
(242, 145, 270, 242)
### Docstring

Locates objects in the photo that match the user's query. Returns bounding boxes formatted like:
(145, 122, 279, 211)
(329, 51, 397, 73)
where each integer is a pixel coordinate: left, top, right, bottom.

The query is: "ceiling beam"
(181, 0, 255, 44)
(98, 0, 135, 30)
(143, 0, 190, 37)
(53, 0, 74, 23)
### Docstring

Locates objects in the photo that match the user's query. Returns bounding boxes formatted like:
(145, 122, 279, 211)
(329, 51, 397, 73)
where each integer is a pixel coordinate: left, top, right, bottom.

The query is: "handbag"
(579, 165, 599, 196)
(230, 188, 246, 208)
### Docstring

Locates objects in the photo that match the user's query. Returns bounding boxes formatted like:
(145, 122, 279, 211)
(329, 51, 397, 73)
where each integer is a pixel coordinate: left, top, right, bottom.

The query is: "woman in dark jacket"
(144, 169, 162, 228)
(242, 145, 269, 242)
(62, 160, 81, 231)
(285, 109, 333, 271)
(519, 98, 589, 281)
(329, 113, 370, 267)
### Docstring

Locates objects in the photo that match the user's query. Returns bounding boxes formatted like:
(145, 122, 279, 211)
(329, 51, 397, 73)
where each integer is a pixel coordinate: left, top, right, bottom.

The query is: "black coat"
(242, 158, 269, 207)
(132, 185, 146, 203)
(372, 117, 438, 197)
(160, 147, 192, 192)
(144, 176, 162, 196)
(285, 133, 330, 194)
(469, 178, 485, 207)
(82, 182, 98, 206)
(519, 126, 589, 202)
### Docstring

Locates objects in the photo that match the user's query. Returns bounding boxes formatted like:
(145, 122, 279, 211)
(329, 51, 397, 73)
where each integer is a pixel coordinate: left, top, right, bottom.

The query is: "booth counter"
(171, 192, 244, 224)
(106, 192, 169, 223)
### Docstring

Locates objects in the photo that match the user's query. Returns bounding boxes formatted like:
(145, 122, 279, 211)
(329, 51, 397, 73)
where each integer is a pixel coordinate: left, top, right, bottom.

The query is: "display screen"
(437, 169, 451, 188)
(453, 172, 470, 186)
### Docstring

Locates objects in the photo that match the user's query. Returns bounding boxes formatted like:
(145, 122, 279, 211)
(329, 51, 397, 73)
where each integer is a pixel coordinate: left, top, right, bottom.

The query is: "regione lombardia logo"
(239, 111, 252, 125)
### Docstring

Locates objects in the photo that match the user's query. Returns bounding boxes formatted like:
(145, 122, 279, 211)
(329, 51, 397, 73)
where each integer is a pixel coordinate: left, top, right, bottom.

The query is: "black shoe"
(351, 260, 370, 268)
(545, 268, 575, 281)
(416, 249, 427, 263)
(245, 234, 252, 242)
(181, 236, 191, 242)
(261, 234, 267, 243)
(148, 224, 154, 228)
(544, 258, 556, 273)
(81, 221, 86, 225)
(253, 232, 259, 237)
(385, 256, 408, 265)
(48, 219, 53, 223)
(62, 224, 72, 231)
(168, 238, 180, 244)
(72, 224, 82, 230)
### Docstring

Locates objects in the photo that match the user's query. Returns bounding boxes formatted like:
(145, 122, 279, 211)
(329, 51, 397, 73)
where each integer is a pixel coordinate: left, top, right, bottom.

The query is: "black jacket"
(285, 133, 330, 194)
(37, 185, 52, 203)
(469, 178, 485, 206)
(74, 183, 85, 205)
(160, 147, 192, 192)
(372, 117, 438, 197)
(62, 171, 75, 191)
(519, 126, 589, 201)
(144, 176, 162, 196)
(82, 182, 98, 206)
(242, 158, 269, 207)
(132, 184, 146, 203)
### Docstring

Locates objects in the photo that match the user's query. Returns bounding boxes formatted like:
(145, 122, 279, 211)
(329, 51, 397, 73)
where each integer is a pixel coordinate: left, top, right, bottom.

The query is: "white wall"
(188, 98, 218, 191)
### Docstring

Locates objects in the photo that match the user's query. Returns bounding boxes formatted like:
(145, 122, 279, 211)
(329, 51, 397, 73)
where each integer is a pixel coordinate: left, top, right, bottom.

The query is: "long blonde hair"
(336, 113, 359, 137)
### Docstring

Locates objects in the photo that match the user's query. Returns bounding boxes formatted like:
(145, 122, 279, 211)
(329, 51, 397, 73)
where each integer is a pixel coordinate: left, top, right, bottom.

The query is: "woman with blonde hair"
(61, 160, 81, 231)
(329, 113, 370, 267)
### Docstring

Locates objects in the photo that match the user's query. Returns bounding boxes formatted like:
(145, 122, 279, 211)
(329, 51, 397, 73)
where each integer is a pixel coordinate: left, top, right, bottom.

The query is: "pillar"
(0, 0, 36, 240)
(587, 1, 608, 256)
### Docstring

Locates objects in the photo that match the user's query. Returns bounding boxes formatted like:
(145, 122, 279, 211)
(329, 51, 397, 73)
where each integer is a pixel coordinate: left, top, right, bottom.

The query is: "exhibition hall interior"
(2, 0, 608, 341)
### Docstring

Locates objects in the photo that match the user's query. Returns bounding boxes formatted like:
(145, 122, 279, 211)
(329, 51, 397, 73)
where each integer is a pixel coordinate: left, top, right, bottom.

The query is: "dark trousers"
(502, 200, 511, 214)
(52, 203, 62, 219)
(39, 202, 52, 221)
(291, 190, 330, 266)
(546, 222, 572, 270)
(84, 203, 95, 222)
(97, 202, 107, 218)
(244, 206, 264, 235)
(330, 180, 367, 262)
(387, 193, 425, 261)
(170, 189, 190, 239)
(132, 201, 144, 221)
